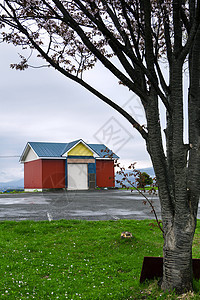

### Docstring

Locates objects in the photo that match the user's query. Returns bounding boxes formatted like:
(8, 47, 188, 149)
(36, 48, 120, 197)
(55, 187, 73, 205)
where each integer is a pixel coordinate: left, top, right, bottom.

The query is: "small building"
(20, 139, 119, 191)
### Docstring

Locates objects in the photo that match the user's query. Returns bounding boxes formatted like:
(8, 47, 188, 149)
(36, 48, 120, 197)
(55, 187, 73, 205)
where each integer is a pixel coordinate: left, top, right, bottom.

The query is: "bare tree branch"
(4, 0, 148, 140)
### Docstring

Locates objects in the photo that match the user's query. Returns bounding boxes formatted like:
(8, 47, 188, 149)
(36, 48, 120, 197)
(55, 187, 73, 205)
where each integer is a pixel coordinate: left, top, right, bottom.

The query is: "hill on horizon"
(0, 178, 24, 191)
(0, 167, 154, 190)
(115, 167, 155, 188)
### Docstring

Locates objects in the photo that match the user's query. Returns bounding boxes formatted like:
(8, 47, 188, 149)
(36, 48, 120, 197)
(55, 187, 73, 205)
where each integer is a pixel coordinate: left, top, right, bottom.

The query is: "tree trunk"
(145, 56, 198, 292)
(161, 213, 196, 293)
(188, 25, 200, 219)
(161, 24, 200, 293)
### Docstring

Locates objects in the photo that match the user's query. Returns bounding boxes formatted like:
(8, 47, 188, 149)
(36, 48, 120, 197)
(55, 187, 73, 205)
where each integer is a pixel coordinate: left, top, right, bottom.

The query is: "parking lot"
(0, 189, 162, 221)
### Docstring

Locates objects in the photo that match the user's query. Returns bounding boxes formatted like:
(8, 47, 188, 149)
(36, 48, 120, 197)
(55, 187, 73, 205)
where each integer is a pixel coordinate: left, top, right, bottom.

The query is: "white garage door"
(68, 164, 88, 190)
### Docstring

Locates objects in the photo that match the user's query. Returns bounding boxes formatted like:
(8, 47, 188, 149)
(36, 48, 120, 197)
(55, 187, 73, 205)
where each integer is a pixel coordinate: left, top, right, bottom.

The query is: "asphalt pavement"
(0, 189, 162, 221)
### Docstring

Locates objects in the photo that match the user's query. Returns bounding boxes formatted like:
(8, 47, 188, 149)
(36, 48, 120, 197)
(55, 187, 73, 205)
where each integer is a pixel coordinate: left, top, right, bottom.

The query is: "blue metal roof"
(61, 140, 81, 155)
(88, 144, 119, 159)
(28, 142, 67, 157)
(20, 139, 119, 161)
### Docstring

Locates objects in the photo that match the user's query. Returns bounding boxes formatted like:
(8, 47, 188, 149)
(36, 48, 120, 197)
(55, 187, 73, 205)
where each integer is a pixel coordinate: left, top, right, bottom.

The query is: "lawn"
(0, 219, 200, 299)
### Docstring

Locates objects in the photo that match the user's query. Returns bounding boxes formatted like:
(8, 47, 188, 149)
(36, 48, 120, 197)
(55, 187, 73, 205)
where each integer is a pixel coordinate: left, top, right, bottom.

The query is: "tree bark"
(145, 55, 198, 292)
(160, 57, 196, 292)
(161, 217, 195, 293)
(188, 25, 200, 219)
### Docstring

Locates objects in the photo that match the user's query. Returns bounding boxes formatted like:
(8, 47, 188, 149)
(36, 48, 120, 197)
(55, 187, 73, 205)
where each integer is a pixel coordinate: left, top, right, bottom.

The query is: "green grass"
(0, 219, 200, 299)
(119, 187, 158, 191)
(0, 190, 25, 194)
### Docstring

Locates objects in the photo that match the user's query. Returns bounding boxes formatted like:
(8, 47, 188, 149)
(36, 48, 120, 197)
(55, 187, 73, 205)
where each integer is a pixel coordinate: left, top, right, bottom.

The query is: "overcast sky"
(0, 42, 152, 183)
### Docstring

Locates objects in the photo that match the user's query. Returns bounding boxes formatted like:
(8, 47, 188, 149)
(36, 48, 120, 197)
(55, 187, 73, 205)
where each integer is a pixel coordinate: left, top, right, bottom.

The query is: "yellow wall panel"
(68, 143, 94, 156)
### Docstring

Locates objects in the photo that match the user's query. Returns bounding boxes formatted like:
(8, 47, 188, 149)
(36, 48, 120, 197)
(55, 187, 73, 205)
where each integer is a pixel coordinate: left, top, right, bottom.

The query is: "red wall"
(96, 160, 115, 187)
(24, 159, 65, 189)
(42, 160, 65, 188)
(24, 160, 43, 189)
(24, 158, 114, 189)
